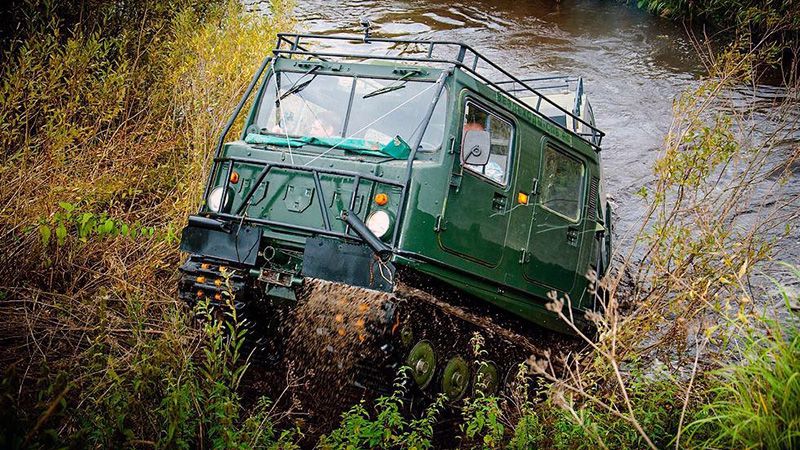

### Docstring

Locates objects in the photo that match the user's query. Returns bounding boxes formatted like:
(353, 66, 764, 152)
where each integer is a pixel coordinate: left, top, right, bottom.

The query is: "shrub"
(0, 0, 295, 447)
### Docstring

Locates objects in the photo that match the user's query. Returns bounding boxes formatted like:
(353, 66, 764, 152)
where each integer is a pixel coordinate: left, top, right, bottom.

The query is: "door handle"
(492, 192, 507, 212)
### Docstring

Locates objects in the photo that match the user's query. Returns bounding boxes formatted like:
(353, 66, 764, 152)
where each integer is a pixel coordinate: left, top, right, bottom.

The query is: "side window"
(540, 147, 585, 221)
(462, 101, 513, 185)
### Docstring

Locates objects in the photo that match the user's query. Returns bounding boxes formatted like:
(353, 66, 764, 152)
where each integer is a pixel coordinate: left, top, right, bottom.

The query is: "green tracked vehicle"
(178, 32, 611, 400)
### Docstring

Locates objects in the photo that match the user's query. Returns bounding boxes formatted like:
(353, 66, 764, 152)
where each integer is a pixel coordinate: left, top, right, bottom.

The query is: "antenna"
(359, 16, 372, 42)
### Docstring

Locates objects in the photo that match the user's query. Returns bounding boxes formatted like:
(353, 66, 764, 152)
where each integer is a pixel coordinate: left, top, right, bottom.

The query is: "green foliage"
(686, 267, 800, 449)
(532, 368, 682, 450)
(319, 371, 445, 450)
(34, 201, 165, 248)
(631, 0, 799, 29)
(508, 412, 543, 449)
(461, 394, 506, 448)
(10, 289, 301, 448)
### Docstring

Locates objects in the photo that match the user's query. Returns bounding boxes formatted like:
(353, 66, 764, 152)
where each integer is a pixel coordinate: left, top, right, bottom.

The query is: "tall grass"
(686, 266, 800, 448)
(0, 0, 295, 447)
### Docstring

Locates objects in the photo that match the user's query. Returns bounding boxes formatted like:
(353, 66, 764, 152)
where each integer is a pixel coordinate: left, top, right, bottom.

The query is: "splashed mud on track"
(283, 280, 395, 422)
(239, 276, 587, 439)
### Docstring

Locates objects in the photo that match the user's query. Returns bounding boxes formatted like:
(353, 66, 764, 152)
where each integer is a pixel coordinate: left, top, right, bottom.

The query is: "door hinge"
(434, 215, 445, 232)
(519, 248, 530, 264)
(449, 172, 462, 191)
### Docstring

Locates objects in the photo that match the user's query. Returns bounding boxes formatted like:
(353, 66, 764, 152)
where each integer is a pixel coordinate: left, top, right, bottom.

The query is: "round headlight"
(366, 210, 391, 238)
(207, 187, 227, 212)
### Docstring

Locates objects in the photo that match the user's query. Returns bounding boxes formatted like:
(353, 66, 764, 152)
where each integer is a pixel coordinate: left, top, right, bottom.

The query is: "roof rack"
(274, 33, 604, 150)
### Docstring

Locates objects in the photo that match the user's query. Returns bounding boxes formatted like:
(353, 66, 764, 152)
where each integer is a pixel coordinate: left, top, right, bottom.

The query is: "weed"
(0, 0, 295, 447)
(685, 269, 800, 448)
(319, 370, 445, 449)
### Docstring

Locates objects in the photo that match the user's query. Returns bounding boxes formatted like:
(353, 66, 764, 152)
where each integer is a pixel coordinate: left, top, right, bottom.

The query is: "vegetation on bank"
(631, 0, 799, 32)
(0, 0, 798, 449)
(632, 0, 799, 80)
(0, 0, 297, 447)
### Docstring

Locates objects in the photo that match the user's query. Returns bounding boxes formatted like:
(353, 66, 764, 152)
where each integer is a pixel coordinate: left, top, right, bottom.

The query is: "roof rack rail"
(274, 33, 604, 150)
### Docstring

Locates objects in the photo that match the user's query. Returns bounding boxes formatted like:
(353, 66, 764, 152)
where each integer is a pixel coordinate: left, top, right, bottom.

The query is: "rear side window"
(462, 101, 513, 185)
(540, 147, 585, 221)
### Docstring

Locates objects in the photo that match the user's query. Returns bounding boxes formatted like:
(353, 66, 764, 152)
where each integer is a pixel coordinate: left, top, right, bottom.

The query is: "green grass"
(0, 1, 296, 447)
(685, 268, 800, 449)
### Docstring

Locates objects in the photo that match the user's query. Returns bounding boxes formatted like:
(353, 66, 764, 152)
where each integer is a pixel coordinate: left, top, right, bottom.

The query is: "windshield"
(254, 70, 448, 152)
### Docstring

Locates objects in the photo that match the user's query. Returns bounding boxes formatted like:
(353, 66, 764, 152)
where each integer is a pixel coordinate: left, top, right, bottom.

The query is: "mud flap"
(179, 222, 261, 266)
(302, 236, 395, 292)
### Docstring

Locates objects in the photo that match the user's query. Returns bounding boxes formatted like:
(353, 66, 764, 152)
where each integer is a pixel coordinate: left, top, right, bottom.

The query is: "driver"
(270, 104, 337, 138)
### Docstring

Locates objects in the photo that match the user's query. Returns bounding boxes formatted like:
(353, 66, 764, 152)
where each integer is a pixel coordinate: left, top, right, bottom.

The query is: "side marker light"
(374, 193, 389, 206)
(517, 192, 529, 205)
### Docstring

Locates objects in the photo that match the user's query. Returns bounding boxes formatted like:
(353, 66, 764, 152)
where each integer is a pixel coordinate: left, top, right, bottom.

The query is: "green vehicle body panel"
(197, 55, 606, 335)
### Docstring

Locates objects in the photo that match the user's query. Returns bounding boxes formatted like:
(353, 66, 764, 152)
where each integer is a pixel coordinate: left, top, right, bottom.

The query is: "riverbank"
(0, 0, 798, 448)
(633, 0, 799, 79)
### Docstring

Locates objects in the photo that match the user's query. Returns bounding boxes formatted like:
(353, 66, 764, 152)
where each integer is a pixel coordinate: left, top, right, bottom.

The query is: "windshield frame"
(247, 60, 450, 156)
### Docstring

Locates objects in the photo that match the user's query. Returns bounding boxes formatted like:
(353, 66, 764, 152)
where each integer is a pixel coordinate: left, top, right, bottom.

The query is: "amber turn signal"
(374, 193, 389, 206)
(229, 171, 239, 184)
(517, 192, 529, 205)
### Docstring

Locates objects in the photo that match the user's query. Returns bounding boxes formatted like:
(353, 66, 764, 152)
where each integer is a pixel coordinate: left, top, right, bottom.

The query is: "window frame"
(460, 97, 516, 187)
(538, 144, 586, 223)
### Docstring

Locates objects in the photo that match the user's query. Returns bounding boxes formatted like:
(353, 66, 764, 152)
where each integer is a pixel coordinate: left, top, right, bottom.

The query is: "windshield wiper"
(276, 64, 323, 104)
(362, 69, 422, 99)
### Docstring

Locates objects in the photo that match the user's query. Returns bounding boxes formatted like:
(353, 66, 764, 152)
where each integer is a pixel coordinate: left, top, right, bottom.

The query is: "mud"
(236, 273, 588, 443)
(282, 279, 395, 425)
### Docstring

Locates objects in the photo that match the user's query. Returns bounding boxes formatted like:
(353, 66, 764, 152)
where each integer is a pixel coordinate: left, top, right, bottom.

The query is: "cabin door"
(525, 143, 586, 293)
(439, 99, 515, 266)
